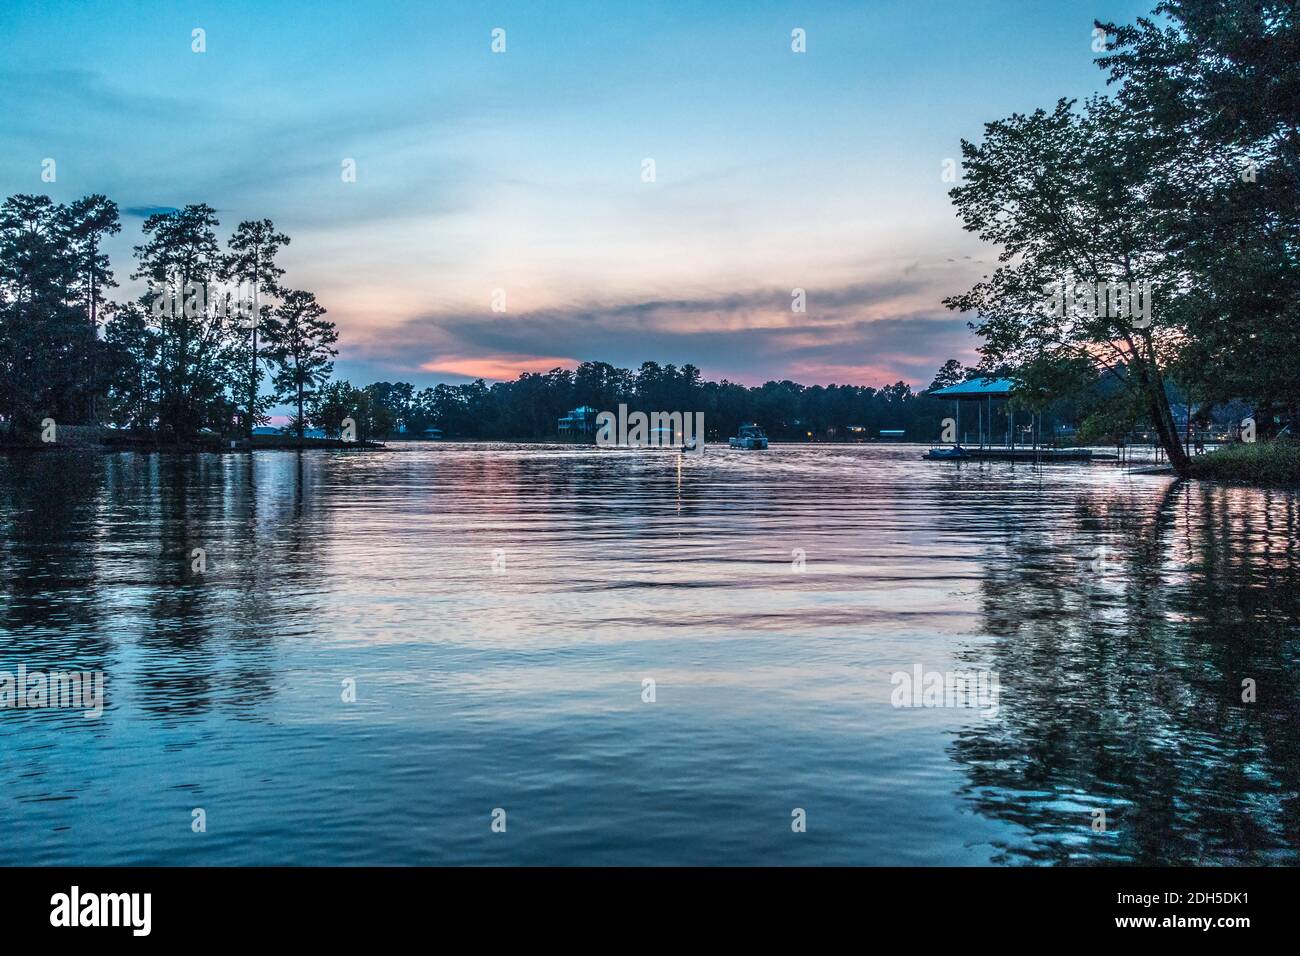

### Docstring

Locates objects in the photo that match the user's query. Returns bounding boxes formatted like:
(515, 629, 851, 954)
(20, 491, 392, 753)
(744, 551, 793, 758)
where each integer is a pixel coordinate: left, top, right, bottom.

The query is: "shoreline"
(5, 435, 1297, 487)
(0, 432, 387, 454)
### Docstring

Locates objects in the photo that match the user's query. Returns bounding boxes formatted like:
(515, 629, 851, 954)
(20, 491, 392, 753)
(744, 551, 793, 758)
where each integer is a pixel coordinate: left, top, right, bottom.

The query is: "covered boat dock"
(926, 377, 1102, 462)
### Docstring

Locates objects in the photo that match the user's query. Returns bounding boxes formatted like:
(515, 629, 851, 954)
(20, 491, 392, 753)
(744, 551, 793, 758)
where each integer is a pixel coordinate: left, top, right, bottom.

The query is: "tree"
(308, 379, 383, 441)
(363, 385, 397, 439)
(365, 381, 414, 434)
(224, 219, 289, 439)
(573, 360, 631, 412)
(943, 96, 1193, 474)
(946, 1, 1300, 473)
(0, 195, 87, 434)
(307, 380, 354, 438)
(928, 359, 968, 392)
(103, 303, 157, 431)
(1098, 1, 1300, 435)
(263, 289, 337, 438)
(0, 192, 337, 446)
(63, 195, 120, 423)
(132, 204, 232, 441)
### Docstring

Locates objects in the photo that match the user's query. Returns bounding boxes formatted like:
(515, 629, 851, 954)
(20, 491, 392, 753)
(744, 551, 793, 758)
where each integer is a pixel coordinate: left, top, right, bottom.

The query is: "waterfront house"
(396, 423, 443, 439)
(557, 406, 598, 438)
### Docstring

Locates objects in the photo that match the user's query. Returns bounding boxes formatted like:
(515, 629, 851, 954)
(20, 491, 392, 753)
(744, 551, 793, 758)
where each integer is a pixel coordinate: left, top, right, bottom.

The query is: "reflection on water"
(957, 477, 1300, 864)
(1, 444, 1297, 865)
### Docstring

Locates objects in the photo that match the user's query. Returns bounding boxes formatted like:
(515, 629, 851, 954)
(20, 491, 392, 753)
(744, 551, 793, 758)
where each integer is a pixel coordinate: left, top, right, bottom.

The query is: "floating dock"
(923, 448, 1117, 463)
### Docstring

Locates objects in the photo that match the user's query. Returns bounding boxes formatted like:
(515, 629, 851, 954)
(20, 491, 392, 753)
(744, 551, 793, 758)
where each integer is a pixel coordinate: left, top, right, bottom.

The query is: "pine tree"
(131, 204, 231, 441)
(63, 195, 120, 423)
(263, 289, 338, 439)
(224, 219, 289, 439)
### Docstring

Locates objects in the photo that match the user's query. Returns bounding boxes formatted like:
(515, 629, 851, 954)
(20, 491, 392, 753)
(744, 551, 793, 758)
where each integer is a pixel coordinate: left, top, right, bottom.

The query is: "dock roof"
(928, 377, 1016, 399)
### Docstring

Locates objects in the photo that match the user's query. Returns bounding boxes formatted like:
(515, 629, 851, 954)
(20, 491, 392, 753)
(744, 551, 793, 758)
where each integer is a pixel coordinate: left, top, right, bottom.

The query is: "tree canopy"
(946, 0, 1299, 474)
(0, 194, 333, 445)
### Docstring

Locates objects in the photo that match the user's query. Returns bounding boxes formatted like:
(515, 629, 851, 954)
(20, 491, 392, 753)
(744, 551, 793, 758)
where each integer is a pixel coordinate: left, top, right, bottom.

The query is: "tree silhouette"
(262, 289, 337, 439)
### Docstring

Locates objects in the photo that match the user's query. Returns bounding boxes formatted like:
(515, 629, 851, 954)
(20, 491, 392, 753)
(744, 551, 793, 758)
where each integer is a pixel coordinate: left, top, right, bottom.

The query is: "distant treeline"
(350, 359, 1246, 444)
(340, 363, 960, 441)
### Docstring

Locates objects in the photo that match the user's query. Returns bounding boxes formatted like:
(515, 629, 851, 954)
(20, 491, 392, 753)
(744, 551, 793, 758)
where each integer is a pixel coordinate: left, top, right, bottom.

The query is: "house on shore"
(395, 423, 443, 439)
(557, 406, 598, 438)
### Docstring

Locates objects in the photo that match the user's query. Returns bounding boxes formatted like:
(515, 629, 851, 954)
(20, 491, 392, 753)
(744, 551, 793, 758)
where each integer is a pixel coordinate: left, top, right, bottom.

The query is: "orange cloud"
(420, 354, 577, 381)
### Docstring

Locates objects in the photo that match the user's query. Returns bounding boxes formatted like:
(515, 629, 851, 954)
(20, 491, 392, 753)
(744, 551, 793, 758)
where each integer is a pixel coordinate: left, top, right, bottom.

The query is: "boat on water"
(643, 426, 699, 452)
(729, 424, 768, 449)
(923, 444, 970, 461)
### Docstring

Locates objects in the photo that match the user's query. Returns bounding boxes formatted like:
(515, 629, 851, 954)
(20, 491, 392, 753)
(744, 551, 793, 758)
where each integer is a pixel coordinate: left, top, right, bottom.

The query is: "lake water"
(2, 443, 1298, 865)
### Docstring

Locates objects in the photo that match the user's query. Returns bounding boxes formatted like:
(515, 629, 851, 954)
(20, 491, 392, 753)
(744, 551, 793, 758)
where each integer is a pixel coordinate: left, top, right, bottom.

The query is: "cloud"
(341, 273, 982, 387)
(420, 354, 578, 380)
(0, 68, 483, 232)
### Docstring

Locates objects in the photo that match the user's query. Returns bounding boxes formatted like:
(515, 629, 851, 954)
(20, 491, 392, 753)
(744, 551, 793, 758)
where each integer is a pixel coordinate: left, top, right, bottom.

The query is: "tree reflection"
(952, 478, 1300, 863)
(0, 452, 336, 723)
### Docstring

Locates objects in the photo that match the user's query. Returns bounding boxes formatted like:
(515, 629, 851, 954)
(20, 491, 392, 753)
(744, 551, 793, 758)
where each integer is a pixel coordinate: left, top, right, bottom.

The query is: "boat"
(646, 426, 699, 452)
(923, 445, 970, 461)
(729, 424, 768, 449)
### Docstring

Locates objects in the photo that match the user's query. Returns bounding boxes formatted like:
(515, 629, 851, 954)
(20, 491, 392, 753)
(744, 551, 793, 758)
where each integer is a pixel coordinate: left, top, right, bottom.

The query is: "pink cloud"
(420, 354, 578, 381)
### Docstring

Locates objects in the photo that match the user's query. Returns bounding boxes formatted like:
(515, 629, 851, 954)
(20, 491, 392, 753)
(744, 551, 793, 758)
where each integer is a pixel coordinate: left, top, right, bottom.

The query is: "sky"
(0, 0, 1153, 391)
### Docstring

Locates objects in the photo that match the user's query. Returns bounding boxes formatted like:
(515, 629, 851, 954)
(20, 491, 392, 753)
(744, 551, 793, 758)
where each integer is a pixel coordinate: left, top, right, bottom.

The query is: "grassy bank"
(1188, 442, 1300, 486)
